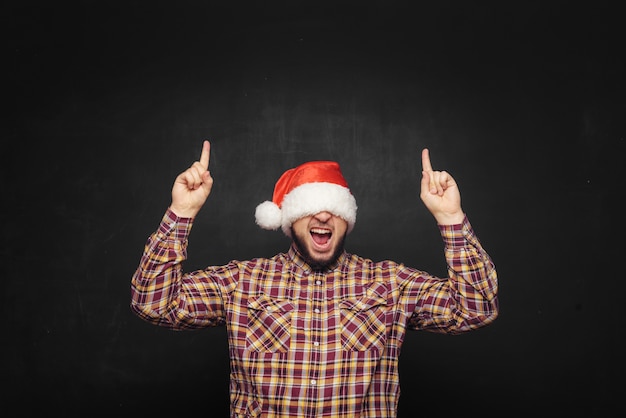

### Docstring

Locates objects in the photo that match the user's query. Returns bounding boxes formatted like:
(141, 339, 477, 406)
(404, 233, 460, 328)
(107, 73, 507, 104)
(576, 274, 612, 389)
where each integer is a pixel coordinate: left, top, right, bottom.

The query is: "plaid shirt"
(131, 209, 498, 417)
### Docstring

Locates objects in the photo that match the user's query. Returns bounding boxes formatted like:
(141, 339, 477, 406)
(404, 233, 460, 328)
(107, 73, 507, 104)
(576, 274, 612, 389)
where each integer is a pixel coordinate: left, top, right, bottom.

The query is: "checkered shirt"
(131, 209, 498, 417)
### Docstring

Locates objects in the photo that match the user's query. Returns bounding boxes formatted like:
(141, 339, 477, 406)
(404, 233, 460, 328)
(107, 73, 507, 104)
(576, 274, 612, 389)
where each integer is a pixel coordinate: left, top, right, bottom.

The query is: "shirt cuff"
(157, 208, 194, 239)
(438, 215, 473, 248)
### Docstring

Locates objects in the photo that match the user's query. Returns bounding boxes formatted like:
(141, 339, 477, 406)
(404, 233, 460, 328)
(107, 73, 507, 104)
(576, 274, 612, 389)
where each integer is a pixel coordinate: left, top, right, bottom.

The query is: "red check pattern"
(131, 209, 498, 417)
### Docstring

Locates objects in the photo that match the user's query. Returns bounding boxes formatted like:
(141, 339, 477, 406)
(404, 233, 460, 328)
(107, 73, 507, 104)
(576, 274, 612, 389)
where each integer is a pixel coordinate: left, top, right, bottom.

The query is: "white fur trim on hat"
(269, 182, 358, 236)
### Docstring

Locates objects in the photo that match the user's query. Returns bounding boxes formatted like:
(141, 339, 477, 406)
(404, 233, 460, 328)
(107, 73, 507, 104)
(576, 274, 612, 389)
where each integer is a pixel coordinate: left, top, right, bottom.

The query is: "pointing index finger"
(200, 140, 210, 169)
(421, 148, 433, 172)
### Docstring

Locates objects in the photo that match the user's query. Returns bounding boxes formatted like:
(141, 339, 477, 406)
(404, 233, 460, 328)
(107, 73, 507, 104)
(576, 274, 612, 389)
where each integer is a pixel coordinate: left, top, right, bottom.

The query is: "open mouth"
(310, 227, 332, 246)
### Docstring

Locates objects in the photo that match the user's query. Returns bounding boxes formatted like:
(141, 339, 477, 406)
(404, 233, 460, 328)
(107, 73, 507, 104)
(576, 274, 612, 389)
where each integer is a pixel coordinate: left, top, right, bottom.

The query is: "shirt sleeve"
(407, 215, 499, 334)
(130, 208, 232, 330)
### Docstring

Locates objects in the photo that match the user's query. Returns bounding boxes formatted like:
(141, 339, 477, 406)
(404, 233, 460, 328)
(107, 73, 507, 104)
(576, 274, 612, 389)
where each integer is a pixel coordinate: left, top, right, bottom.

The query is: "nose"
(313, 211, 332, 222)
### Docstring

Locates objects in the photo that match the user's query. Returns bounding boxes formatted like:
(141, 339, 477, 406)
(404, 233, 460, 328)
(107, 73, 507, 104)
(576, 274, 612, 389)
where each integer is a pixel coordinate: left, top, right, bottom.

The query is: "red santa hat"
(255, 161, 357, 237)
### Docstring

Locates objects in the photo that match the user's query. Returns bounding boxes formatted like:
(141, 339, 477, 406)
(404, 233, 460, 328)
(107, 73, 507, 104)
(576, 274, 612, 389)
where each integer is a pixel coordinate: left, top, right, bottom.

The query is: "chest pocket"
(339, 285, 388, 352)
(246, 295, 294, 353)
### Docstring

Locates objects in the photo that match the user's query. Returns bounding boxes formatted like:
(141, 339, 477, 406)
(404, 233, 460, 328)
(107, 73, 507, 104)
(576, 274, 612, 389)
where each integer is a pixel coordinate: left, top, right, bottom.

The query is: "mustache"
(309, 221, 333, 229)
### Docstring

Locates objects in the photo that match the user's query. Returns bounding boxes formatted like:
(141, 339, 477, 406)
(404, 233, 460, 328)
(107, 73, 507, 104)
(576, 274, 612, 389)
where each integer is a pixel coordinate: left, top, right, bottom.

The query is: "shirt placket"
(303, 270, 326, 417)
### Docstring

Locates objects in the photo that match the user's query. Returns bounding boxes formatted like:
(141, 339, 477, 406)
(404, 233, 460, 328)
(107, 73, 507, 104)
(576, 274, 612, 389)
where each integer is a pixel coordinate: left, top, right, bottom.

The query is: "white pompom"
(254, 201, 282, 230)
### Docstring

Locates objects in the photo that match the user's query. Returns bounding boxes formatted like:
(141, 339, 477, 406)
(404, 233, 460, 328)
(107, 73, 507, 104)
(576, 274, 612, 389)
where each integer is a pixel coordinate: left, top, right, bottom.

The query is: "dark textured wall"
(6, 1, 624, 416)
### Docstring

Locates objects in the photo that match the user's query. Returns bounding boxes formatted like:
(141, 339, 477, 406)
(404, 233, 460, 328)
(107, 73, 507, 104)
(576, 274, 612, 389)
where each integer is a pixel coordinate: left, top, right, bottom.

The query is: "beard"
(291, 228, 347, 270)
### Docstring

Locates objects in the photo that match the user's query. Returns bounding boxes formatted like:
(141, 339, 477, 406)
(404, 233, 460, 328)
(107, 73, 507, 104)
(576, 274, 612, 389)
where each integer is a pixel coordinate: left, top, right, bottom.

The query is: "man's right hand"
(170, 140, 213, 218)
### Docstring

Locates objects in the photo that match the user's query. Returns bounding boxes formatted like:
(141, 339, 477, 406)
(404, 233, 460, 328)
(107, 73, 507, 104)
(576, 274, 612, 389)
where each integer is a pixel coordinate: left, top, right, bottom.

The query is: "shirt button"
(316, 280, 322, 285)
(310, 380, 317, 385)
(313, 341, 319, 346)
(314, 308, 320, 314)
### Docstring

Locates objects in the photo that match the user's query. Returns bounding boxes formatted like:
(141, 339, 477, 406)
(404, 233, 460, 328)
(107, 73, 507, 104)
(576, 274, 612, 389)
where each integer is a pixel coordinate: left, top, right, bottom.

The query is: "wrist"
(434, 211, 465, 225)
(169, 205, 199, 219)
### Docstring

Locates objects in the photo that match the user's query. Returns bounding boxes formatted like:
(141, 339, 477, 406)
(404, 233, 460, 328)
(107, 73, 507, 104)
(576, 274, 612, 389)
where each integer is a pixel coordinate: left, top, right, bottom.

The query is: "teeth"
(311, 228, 330, 234)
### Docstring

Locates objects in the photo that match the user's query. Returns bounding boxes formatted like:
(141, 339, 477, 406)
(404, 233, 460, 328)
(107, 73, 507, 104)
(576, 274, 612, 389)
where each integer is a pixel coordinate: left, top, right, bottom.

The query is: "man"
(130, 140, 498, 417)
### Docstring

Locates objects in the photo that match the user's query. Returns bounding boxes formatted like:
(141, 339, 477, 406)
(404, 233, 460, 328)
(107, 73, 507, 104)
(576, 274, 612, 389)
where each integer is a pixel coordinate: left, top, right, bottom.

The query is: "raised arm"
(131, 140, 226, 329)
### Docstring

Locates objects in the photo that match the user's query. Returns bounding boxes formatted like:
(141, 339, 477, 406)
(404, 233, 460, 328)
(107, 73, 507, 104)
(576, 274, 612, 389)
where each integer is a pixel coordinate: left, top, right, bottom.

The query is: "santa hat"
(255, 161, 357, 237)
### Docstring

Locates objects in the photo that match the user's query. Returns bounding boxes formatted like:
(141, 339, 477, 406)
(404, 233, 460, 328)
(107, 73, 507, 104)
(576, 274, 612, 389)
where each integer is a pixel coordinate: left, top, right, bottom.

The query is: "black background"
(5, 1, 625, 416)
